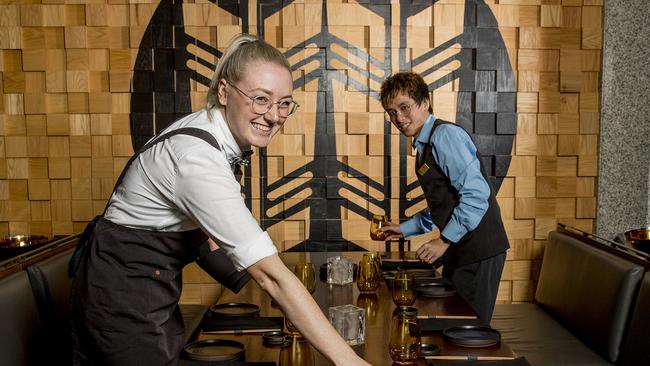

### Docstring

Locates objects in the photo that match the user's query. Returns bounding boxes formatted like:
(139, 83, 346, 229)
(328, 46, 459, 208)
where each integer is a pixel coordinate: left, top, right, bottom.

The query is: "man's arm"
(430, 124, 490, 243)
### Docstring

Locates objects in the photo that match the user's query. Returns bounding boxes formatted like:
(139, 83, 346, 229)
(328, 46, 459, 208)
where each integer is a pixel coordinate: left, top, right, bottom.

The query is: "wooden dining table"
(196, 251, 516, 365)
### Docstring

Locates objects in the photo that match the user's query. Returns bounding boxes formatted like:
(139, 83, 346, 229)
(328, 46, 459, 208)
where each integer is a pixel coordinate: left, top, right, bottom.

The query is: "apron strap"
(102, 127, 222, 215)
(69, 127, 222, 278)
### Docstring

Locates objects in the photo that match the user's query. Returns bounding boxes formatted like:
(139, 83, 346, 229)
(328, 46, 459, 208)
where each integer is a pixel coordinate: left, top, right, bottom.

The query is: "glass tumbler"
(357, 252, 381, 293)
(279, 336, 315, 366)
(328, 304, 366, 345)
(391, 271, 416, 308)
(389, 306, 421, 365)
(293, 262, 316, 294)
(287, 262, 316, 335)
(369, 215, 389, 241)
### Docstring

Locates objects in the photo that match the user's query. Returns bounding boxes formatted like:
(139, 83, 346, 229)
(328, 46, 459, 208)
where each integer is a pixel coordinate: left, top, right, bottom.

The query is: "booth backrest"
(26, 248, 74, 364)
(535, 231, 644, 363)
(618, 271, 650, 365)
(0, 271, 44, 366)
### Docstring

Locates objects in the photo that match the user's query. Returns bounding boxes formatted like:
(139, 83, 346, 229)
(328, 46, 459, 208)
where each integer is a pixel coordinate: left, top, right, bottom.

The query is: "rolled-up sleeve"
(174, 145, 277, 270)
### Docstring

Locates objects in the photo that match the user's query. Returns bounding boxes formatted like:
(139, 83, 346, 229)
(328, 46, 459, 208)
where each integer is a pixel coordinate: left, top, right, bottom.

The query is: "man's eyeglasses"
(228, 82, 299, 118)
(385, 102, 416, 121)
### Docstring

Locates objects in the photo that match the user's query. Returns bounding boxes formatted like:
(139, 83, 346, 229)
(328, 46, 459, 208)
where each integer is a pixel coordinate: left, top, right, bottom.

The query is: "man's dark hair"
(380, 72, 432, 113)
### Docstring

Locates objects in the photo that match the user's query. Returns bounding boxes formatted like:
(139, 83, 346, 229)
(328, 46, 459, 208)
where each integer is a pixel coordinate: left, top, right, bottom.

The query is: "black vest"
(416, 120, 509, 267)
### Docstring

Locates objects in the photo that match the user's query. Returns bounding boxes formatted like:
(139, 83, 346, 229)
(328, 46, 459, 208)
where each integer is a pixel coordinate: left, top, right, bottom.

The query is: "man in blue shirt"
(379, 72, 509, 324)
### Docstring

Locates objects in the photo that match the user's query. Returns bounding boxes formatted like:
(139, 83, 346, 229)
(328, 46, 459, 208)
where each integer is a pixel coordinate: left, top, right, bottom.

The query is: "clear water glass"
(328, 304, 365, 345)
(327, 256, 354, 285)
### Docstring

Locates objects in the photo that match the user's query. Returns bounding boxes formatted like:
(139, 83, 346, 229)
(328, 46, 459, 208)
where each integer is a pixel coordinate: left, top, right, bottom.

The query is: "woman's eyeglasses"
(228, 82, 300, 118)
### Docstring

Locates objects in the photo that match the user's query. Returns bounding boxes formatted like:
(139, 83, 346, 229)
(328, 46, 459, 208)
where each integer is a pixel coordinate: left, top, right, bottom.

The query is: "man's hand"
(379, 222, 403, 240)
(416, 238, 449, 264)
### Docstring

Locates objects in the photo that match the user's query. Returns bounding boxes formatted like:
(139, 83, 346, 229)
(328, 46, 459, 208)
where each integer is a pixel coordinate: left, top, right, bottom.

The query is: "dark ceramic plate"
(414, 282, 457, 298)
(384, 271, 443, 288)
(443, 325, 501, 348)
(183, 339, 245, 361)
(420, 343, 441, 356)
(209, 302, 260, 317)
(262, 331, 290, 346)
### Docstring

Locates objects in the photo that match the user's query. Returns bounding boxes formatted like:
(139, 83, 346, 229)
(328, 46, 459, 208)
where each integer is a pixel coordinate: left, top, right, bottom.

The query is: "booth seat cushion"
(0, 271, 43, 366)
(534, 231, 644, 363)
(492, 304, 611, 366)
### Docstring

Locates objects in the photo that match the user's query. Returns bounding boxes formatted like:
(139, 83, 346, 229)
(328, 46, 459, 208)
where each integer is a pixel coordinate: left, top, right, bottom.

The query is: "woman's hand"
(379, 222, 403, 240)
(247, 255, 372, 366)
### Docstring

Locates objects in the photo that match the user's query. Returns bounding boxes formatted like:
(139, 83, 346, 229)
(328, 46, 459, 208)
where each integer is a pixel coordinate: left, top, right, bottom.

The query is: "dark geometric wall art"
(130, 0, 516, 252)
(0, 0, 603, 302)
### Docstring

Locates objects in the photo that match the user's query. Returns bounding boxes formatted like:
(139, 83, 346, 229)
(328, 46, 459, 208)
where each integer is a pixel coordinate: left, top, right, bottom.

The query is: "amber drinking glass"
(389, 307, 421, 365)
(279, 336, 315, 366)
(293, 262, 316, 294)
(391, 271, 416, 308)
(369, 215, 389, 241)
(286, 262, 316, 335)
(356, 293, 379, 324)
(356, 252, 381, 293)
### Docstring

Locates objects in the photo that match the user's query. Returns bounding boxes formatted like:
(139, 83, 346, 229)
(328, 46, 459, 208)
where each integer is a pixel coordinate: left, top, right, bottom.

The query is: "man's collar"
(413, 114, 436, 148)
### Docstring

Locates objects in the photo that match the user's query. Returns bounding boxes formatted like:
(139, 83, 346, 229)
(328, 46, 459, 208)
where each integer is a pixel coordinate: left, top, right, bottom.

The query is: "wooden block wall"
(0, 1, 603, 304)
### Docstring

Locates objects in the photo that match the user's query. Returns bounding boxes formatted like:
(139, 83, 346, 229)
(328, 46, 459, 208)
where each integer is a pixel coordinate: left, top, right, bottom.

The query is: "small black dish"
(419, 343, 440, 356)
(183, 339, 245, 361)
(414, 282, 457, 298)
(443, 325, 501, 348)
(384, 270, 441, 288)
(262, 331, 290, 347)
(209, 302, 260, 317)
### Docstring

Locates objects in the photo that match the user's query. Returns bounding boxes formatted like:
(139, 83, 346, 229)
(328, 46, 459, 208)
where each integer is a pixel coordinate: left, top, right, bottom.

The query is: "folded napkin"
(201, 316, 284, 334)
(417, 318, 483, 332)
(426, 357, 531, 366)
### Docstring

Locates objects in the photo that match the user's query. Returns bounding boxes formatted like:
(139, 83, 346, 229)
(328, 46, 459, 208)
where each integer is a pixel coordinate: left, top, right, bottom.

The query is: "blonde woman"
(71, 34, 371, 366)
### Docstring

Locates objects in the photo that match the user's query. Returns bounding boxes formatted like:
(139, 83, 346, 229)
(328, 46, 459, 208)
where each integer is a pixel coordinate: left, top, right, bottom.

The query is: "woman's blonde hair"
(205, 33, 291, 113)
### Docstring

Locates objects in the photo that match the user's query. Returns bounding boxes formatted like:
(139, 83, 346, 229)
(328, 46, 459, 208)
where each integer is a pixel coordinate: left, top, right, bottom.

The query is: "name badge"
(417, 163, 430, 176)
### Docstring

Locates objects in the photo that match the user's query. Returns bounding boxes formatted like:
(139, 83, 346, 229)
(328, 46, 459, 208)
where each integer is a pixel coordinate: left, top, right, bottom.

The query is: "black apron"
(415, 120, 509, 268)
(71, 128, 222, 366)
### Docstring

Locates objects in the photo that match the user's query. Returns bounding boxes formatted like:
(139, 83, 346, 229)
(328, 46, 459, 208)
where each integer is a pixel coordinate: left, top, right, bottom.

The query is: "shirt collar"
(413, 114, 436, 150)
(209, 108, 253, 167)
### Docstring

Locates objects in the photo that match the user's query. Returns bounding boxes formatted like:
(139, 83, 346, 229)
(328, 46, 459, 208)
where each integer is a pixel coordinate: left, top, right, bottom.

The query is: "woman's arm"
(247, 254, 371, 366)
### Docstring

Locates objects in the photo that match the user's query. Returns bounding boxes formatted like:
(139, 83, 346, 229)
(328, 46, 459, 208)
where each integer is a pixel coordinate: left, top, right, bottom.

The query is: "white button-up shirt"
(105, 108, 277, 270)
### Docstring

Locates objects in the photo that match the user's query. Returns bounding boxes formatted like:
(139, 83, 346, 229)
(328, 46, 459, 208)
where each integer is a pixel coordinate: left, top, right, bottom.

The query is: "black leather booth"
(492, 230, 649, 366)
(26, 249, 75, 364)
(0, 240, 208, 366)
(0, 271, 44, 366)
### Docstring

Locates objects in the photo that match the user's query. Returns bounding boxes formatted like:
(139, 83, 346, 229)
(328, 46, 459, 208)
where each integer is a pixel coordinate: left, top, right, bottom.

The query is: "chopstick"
(382, 259, 421, 262)
(425, 355, 516, 361)
(202, 328, 281, 335)
(417, 315, 478, 319)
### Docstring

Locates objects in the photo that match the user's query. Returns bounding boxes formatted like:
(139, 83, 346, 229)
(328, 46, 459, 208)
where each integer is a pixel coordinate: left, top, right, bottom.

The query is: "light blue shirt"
(400, 115, 491, 244)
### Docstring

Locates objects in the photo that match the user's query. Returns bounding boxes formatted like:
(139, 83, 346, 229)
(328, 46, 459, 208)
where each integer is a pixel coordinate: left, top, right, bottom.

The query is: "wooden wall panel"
(0, 1, 603, 304)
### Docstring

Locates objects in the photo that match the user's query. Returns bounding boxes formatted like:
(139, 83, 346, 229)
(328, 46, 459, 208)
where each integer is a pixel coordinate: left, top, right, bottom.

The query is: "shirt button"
(154, 270, 161, 276)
